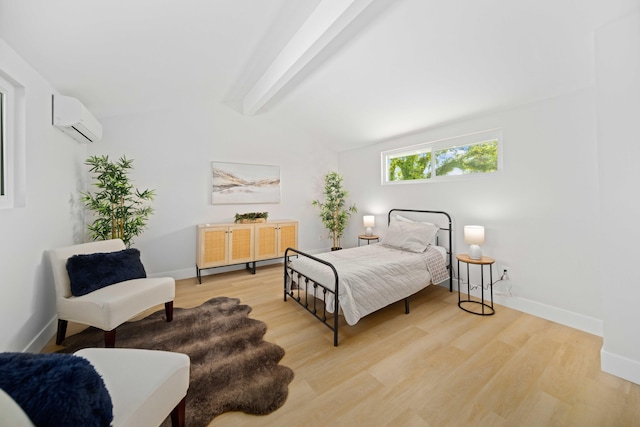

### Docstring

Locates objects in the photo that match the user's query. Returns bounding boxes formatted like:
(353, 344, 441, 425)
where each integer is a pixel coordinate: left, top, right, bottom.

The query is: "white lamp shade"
(363, 215, 375, 228)
(464, 225, 485, 259)
(464, 225, 485, 245)
(363, 215, 375, 236)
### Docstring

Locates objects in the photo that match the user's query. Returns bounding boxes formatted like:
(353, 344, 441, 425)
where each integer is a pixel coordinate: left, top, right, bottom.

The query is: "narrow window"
(382, 129, 502, 185)
(0, 90, 4, 196)
(386, 148, 432, 182)
(0, 71, 23, 209)
(434, 139, 498, 177)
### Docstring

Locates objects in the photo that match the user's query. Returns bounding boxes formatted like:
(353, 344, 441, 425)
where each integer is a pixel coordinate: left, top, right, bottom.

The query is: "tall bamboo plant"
(82, 155, 155, 247)
(312, 171, 357, 249)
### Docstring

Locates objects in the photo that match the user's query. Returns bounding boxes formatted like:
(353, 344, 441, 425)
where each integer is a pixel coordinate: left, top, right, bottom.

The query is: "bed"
(283, 209, 453, 346)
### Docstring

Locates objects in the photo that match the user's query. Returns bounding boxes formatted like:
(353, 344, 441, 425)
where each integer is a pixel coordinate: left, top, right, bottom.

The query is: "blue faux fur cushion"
(0, 352, 113, 427)
(66, 248, 147, 296)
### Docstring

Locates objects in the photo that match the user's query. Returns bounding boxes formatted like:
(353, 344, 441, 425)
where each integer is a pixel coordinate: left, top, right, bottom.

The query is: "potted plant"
(234, 212, 269, 223)
(82, 155, 155, 247)
(312, 171, 357, 250)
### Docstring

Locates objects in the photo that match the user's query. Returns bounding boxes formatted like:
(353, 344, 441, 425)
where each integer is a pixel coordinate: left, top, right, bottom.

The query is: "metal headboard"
(387, 208, 454, 292)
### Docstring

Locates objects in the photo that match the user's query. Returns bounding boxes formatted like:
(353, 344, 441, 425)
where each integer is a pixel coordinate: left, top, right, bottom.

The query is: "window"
(382, 129, 502, 184)
(0, 79, 9, 201)
(0, 90, 4, 196)
(0, 71, 24, 209)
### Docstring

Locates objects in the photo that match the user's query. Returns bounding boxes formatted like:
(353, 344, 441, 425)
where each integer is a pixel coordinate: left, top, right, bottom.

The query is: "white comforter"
(287, 243, 447, 326)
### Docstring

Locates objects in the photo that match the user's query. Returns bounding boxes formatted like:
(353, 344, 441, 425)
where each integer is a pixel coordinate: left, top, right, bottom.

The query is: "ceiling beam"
(242, 0, 375, 115)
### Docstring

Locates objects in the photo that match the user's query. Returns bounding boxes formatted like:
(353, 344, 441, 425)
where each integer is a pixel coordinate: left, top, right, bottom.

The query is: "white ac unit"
(52, 95, 103, 143)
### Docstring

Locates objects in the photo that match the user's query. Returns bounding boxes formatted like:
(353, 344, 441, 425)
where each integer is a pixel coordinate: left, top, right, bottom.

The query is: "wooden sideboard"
(196, 220, 298, 283)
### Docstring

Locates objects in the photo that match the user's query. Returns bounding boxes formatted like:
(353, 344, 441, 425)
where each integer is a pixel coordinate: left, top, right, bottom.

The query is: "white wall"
(0, 39, 88, 352)
(338, 86, 603, 335)
(596, 11, 640, 385)
(0, 39, 339, 353)
(87, 103, 338, 279)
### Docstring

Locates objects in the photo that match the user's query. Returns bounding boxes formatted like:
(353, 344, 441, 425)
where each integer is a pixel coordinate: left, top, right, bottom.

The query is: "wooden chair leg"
(104, 329, 116, 348)
(170, 396, 186, 427)
(56, 319, 68, 345)
(165, 301, 174, 322)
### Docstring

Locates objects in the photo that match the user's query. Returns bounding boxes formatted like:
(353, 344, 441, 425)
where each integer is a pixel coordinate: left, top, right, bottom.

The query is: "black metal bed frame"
(283, 209, 453, 346)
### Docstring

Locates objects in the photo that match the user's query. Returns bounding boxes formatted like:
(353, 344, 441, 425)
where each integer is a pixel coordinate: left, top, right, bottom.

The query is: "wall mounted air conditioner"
(52, 95, 103, 143)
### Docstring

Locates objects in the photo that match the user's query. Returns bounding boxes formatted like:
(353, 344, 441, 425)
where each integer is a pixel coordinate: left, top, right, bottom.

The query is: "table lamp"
(464, 225, 485, 260)
(363, 215, 375, 236)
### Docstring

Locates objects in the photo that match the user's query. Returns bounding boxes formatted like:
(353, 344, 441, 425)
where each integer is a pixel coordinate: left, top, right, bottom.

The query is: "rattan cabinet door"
(277, 222, 298, 257)
(197, 226, 229, 268)
(228, 225, 255, 264)
(254, 223, 279, 261)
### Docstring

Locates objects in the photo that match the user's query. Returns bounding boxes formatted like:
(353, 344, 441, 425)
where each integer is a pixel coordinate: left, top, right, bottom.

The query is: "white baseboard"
(151, 258, 289, 282)
(25, 316, 58, 353)
(495, 294, 602, 336)
(461, 286, 603, 336)
(601, 347, 640, 385)
(149, 266, 199, 280)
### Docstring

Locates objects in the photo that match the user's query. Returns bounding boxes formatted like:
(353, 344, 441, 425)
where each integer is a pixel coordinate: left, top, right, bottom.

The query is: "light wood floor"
(46, 264, 640, 426)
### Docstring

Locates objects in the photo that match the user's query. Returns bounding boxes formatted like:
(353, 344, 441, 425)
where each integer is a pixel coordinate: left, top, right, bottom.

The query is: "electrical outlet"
(501, 266, 510, 280)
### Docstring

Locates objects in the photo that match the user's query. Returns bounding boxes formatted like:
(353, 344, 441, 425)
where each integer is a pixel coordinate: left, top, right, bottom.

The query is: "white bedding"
(287, 243, 448, 326)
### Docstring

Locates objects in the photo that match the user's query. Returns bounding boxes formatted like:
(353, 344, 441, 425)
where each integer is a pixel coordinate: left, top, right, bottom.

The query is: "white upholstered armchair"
(49, 239, 175, 347)
(0, 348, 190, 427)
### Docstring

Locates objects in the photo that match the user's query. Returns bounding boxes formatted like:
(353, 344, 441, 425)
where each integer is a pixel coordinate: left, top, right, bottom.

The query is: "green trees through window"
(384, 131, 500, 184)
(435, 140, 498, 177)
(388, 152, 432, 181)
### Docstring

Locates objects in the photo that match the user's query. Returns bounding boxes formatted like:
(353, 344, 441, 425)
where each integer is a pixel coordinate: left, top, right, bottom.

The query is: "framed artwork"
(211, 162, 281, 204)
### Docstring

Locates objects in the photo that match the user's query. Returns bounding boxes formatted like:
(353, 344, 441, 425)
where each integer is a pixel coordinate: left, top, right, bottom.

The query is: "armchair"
(0, 388, 33, 427)
(49, 239, 175, 347)
(0, 348, 190, 427)
(75, 348, 190, 427)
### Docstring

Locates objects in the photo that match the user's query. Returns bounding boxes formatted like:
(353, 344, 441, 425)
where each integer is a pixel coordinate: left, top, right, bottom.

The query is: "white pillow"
(394, 213, 436, 228)
(394, 214, 438, 245)
(381, 218, 439, 253)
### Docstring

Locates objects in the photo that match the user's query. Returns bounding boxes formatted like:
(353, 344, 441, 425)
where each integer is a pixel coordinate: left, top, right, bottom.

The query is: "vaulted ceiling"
(0, 0, 637, 151)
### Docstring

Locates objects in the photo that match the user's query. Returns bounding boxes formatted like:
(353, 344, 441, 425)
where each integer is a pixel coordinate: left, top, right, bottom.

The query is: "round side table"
(456, 254, 495, 316)
(357, 235, 379, 246)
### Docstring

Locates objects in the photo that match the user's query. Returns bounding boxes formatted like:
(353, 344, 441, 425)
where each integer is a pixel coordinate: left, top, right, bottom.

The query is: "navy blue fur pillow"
(66, 248, 147, 297)
(0, 352, 113, 427)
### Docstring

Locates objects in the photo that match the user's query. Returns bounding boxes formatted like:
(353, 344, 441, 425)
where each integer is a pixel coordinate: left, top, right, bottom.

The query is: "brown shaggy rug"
(57, 297, 294, 426)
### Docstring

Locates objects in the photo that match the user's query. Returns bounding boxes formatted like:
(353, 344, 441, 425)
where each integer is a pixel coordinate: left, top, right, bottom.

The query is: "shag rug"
(57, 297, 294, 427)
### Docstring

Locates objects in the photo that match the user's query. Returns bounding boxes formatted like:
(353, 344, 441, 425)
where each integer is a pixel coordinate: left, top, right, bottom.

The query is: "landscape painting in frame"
(211, 162, 281, 204)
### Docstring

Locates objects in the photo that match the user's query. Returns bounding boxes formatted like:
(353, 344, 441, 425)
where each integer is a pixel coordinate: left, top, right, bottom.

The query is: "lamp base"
(365, 227, 372, 236)
(469, 245, 482, 260)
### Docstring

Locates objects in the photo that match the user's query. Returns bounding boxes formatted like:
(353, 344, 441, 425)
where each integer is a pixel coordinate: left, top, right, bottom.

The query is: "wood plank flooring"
(45, 264, 640, 426)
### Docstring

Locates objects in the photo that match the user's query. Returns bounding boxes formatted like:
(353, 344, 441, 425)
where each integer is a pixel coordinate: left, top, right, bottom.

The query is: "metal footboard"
(283, 247, 341, 346)
(283, 208, 453, 347)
